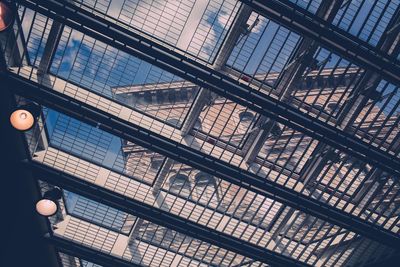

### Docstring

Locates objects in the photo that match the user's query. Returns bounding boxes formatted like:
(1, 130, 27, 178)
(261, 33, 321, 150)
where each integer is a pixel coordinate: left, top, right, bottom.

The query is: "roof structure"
(1, 0, 400, 266)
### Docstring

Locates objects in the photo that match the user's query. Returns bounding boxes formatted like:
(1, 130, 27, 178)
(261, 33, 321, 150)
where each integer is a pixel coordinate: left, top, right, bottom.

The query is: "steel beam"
(44, 234, 142, 267)
(296, 7, 400, 228)
(180, 4, 253, 136)
(243, 0, 343, 163)
(27, 160, 308, 266)
(5, 72, 400, 249)
(37, 21, 64, 75)
(239, 0, 400, 87)
(15, 0, 400, 178)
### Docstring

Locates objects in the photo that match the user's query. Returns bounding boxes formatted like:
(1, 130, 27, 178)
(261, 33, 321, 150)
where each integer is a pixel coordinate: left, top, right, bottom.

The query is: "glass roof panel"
(6, 1, 400, 266)
(37, 179, 394, 266)
(226, 11, 302, 89)
(332, 0, 400, 46)
(288, 0, 323, 14)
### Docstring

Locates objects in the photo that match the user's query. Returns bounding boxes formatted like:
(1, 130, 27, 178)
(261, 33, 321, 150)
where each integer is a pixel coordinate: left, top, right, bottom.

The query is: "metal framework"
(4, 72, 400, 249)
(45, 234, 142, 267)
(240, 0, 400, 86)
(27, 160, 309, 266)
(2, 0, 400, 266)
(16, 0, 400, 178)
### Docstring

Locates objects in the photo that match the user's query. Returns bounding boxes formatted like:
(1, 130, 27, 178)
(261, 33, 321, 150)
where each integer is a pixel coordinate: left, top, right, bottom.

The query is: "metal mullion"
(181, 168, 223, 232)
(319, 63, 357, 122)
(324, 234, 364, 267)
(206, 100, 242, 150)
(148, 224, 180, 267)
(198, 99, 235, 148)
(205, 244, 229, 266)
(287, 218, 330, 262)
(198, 0, 227, 61)
(331, 160, 374, 205)
(255, 126, 300, 184)
(356, 172, 398, 221)
(360, 0, 392, 45)
(383, 185, 400, 230)
(259, 26, 296, 89)
(350, 174, 395, 223)
(217, 189, 256, 244)
(4, 4, 28, 67)
(18, 0, 400, 178)
(366, 87, 400, 149)
(377, 115, 400, 155)
(315, 231, 359, 267)
(280, 211, 329, 260)
(242, 198, 278, 247)
(73, 36, 98, 88)
(241, 0, 400, 85)
(136, 222, 157, 266)
(289, 147, 334, 199)
(329, 161, 376, 217)
(276, 214, 314, 259)
(46, 234, 141, 267)
(141, 223, 191, 267)
(212, 101, 244, 148)
(347, 84, 387, 140)
(292, 49, 333, 116)
(229, 15, 273, 81)
(252, 21, 289, 88)
(275, 132, 313, 189)
(340, 235, 383, 267)
(354, 82, 394, 142)
(347, 0, 377, 40)
(228, 191, 263, 245)
(23, 11, 47, 77)
(331, 68, 365, 125)
(156, 165, 192, 216)
(10, 72, 400, 250)
(367, 181, 400, 229)
(346, 170, 388, 218)
(319, 158, 364, 209)
(270, 209, 304, 252)
(301, 225, 346, 265)
(304, 66, 343, 122)
(50, 26, 74, 76)
(300, 51, 346, 122)
(308, 151, 349, 199)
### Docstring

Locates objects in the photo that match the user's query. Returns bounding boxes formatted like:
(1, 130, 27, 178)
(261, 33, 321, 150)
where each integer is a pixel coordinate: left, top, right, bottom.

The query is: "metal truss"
(243, 0, 343, 163)
(26, 160, 309, 266)
(45, 234, 142, 267)
(239, 0, 400, 87)
(15, 0, 400, 178)
(4, 71, 400, 249)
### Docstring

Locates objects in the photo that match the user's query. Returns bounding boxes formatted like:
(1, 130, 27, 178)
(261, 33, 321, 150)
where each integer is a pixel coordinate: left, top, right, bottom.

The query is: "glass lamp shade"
(10, 102, 41, 131)
(10, 109, 35, 131)
(36, 199, 58, 217)
(35, 188, 62, 217)
(0, 1, 15, 32)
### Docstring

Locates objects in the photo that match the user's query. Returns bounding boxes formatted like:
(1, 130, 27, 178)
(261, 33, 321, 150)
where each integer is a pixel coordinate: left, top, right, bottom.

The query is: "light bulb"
(19, 112, 27, 119)
(36, 199, 58, 217)
(10, 109, 35, 131)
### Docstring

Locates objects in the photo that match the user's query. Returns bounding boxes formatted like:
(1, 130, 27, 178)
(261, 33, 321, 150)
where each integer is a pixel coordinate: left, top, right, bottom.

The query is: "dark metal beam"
(27, 160, 308, 267)
(239, 0, 400, 87)
(15, 0, 400, 178)
(5, 72, 400, 249)
(180, 4, 252, 136)
(37, 21, 63, 75)
(44, 234, 142, 267)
